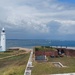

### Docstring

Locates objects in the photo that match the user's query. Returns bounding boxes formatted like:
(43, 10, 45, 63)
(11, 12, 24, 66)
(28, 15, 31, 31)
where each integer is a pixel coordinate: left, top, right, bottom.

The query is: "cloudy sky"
(0, 0, 75, 40)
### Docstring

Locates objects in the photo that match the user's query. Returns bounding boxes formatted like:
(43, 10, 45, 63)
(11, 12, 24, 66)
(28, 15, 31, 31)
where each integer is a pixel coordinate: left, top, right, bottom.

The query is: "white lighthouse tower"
(1, 28, 6, 51)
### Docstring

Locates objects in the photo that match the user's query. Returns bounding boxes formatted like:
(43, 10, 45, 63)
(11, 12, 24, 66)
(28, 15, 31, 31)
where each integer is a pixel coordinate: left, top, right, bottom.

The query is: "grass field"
(0, 53, 12, 58)
(0, 50, 26, 58)
(32, 56, 75, 75)
(0, 50, 30, 75)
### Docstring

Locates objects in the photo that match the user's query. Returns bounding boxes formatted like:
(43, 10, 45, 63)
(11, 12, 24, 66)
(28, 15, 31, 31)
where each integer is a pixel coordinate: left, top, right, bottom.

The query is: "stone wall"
(35, 51, 58, 56)
(35, 48, 75, 57)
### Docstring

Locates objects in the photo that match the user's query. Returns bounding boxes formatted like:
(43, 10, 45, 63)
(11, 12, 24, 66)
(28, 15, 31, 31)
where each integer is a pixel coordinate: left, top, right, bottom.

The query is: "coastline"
(8, 46, 75, 51)
(52, 46, 75, 50)
(8, 47, 32, 52)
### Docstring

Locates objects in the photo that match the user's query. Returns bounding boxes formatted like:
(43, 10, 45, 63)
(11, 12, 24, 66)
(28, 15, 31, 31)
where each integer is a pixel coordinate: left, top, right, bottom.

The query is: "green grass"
(0, 51, 13, 58)
(32, 57, 75, 75)
(48, 56, 75, 66)
(0, 51, 30, 75)
(0, 53, 12, 58)
(0, 50, 26, 58)
(35, 46, 56, 51)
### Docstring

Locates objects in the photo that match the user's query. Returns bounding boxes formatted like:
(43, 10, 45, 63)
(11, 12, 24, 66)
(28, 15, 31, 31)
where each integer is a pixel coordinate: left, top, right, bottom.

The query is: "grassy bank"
(32, 57, 75, 75)
(0, 50, 30, 75)
(35, 46, 56, 51)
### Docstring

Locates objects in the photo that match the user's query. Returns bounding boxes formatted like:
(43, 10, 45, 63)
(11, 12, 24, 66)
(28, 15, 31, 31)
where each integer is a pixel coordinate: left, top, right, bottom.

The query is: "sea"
(6, 39, 75, 49)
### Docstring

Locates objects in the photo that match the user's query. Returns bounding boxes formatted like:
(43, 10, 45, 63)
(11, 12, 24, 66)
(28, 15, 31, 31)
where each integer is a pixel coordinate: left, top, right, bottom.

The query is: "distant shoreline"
(6, 39, 75, 49)
(8, 46, 75, 50)
(8, 47, 33, 53)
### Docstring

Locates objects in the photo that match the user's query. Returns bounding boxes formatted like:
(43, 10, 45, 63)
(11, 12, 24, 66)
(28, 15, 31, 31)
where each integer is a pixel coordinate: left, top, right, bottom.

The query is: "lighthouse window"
(3, 30, 5, 32)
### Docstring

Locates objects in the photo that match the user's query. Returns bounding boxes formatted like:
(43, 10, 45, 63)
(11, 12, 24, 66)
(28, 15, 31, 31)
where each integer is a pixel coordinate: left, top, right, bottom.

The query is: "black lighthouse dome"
(2, 28, 5, 32)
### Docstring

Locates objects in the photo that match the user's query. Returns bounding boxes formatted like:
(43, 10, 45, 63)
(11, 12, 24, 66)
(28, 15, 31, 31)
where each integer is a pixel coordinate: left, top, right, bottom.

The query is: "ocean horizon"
(6, 39, 75, 49)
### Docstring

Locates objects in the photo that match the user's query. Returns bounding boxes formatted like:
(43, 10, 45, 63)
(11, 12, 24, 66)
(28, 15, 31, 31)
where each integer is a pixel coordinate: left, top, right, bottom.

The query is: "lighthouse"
(1, 28, 6, 51)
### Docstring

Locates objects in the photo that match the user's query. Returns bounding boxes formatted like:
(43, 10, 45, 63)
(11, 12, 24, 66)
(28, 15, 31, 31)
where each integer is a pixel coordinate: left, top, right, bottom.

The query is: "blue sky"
(0, 0, 75, 40)
(58, 0, 75, 3)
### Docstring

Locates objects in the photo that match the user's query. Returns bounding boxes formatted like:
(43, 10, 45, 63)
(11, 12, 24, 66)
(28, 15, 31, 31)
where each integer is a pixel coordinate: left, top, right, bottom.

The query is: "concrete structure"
(24, 50, 33, 75)
(35, 46, 75, 59)
(56, 48, 75, 57)
(0, 28, 6, 51)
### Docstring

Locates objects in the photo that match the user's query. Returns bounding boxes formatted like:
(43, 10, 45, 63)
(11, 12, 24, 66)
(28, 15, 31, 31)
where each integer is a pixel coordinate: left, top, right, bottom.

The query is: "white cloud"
(0, 0, 75, 39)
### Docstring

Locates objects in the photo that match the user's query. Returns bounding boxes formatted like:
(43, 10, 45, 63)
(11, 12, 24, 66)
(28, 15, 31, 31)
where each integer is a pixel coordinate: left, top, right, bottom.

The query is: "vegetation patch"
(35, 46, 56, 51)
(32, 57, 75, 75)
(0, 50, 30, 75)
(33, 46, 75, 75)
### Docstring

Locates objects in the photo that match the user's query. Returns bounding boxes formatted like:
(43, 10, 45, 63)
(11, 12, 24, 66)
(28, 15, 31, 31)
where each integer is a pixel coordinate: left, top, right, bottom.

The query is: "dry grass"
(32, 56, 75, 75)
(0, 50, 30, 75)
